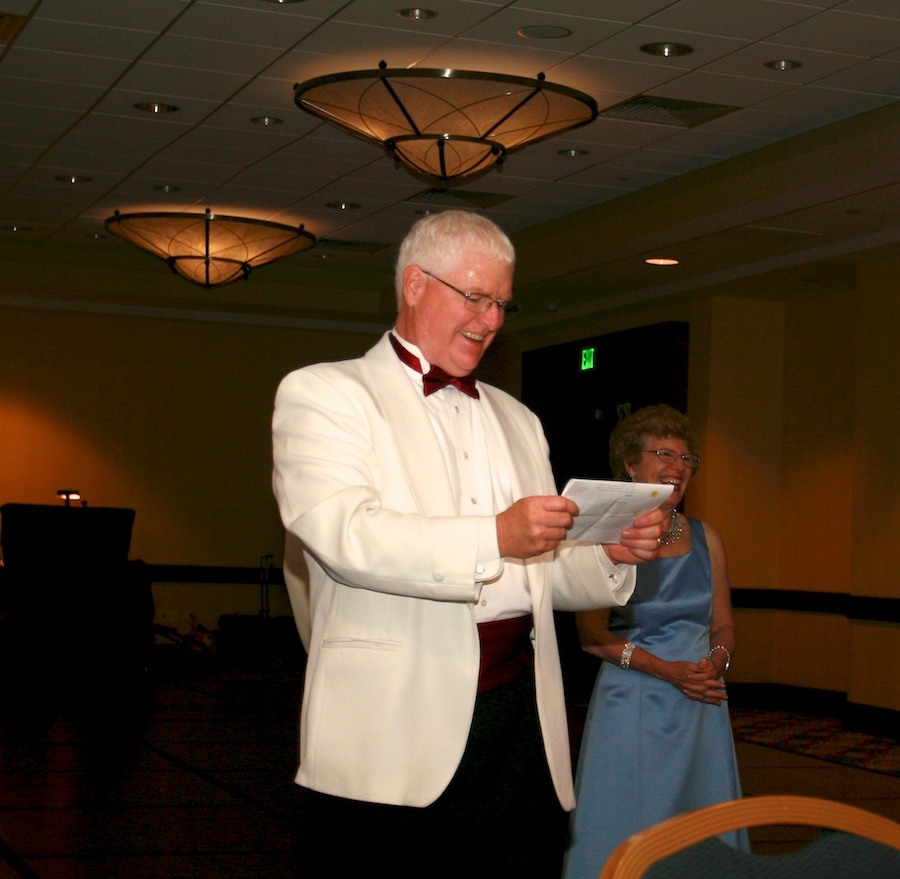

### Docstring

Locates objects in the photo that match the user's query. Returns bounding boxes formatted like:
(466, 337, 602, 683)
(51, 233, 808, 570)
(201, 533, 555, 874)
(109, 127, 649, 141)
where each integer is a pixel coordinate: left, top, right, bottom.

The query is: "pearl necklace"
(659, 509, 684, 546)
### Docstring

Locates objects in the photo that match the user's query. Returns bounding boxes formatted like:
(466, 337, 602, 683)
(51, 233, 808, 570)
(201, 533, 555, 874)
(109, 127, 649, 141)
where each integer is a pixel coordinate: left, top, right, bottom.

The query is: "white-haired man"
(272, 211, 663, 877)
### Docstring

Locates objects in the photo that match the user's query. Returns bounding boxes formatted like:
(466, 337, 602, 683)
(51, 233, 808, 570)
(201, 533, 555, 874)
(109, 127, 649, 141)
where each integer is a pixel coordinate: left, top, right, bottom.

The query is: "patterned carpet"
(730, 707, 900, 778)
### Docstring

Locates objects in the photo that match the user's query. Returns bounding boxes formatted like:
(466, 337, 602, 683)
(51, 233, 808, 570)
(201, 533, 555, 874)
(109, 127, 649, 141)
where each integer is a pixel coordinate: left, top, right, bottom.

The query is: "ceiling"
(1, 0, 899, 334)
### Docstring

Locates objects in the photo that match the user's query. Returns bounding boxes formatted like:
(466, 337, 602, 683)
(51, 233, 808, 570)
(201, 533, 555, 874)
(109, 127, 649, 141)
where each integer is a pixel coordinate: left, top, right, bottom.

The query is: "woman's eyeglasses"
(642, 448, 701, 468)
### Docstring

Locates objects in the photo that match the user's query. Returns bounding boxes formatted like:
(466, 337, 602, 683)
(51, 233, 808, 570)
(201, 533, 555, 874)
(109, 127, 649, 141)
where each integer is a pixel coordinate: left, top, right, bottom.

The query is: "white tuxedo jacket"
(272, 332, 635, 809)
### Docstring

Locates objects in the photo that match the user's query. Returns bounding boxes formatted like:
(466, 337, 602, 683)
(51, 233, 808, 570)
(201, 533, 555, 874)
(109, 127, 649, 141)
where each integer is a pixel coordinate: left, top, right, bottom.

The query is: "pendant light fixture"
(293, 62, 598, 187)
(105, 209, 316, 288)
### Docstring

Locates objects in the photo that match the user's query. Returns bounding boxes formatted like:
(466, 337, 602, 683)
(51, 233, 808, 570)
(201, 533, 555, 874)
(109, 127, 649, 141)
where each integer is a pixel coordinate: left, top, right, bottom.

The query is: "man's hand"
(602, 506, 665, 565)
(497, 495, 579, 559)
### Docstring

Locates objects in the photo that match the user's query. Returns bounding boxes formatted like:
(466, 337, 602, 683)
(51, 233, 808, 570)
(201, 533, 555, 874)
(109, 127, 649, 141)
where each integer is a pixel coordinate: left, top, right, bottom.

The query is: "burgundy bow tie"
(389, 334, 479, 400)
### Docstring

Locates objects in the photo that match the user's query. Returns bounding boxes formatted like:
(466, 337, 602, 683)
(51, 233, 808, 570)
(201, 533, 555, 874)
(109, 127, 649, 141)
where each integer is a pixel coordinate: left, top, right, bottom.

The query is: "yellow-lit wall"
(483, 253, 899, 711)
(0, 305, 378, 566)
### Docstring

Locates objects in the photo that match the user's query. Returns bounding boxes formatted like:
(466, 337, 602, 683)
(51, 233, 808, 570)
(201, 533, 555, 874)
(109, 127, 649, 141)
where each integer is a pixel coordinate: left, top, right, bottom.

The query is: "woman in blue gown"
(562, 405, 749, 879)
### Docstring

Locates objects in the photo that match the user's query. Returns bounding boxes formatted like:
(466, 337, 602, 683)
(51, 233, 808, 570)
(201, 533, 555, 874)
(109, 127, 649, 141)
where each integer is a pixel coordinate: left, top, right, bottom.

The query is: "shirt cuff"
(475, 517, 503, 582)
(597, 548, 634, 597)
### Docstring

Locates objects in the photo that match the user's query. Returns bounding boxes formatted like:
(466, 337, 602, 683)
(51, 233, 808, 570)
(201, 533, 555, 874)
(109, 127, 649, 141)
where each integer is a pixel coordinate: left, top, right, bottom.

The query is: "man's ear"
(402, 264, 425, 308)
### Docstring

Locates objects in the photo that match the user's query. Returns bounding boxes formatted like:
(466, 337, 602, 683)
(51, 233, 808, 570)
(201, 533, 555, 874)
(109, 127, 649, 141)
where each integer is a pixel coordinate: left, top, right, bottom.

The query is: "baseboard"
(729, 683, 899, 740)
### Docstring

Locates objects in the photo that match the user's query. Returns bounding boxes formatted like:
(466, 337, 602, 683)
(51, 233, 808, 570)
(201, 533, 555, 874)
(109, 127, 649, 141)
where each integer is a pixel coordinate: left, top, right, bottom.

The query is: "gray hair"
(394, 211, 515, 306)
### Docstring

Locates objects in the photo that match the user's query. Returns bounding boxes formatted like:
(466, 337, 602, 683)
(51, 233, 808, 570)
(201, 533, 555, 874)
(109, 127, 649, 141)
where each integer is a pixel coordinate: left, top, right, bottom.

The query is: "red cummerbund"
(477, 613, 534, 693)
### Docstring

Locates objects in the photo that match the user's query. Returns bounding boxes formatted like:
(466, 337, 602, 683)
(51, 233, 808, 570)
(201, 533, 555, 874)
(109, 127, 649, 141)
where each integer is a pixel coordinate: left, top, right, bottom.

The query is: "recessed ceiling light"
(326, 201, 361, 210)
(645, 257, 679, 266)
(251, 115, 283, 126)
(518, 25, 572, 40)
(640, 42, 693, 57)
(262, 0, 306, 4)
(1, 224, 31, 233)
(558, 148, 588, 157)
(55, 175, 92, 184)
(397, 7, 437, 19)
(154, 184, 181, 193)
(764, 59, 803, 71)
(134, 101, 179, 114)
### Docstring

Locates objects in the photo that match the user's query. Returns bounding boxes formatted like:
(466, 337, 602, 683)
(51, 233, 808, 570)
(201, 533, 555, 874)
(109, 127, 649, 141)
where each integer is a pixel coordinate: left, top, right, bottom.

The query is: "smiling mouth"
(461, 330, 486, 342)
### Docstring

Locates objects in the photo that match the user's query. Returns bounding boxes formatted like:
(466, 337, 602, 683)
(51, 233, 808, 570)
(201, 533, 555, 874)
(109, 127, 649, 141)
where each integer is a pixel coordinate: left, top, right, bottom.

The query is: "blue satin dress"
(562, 519, 750, 879)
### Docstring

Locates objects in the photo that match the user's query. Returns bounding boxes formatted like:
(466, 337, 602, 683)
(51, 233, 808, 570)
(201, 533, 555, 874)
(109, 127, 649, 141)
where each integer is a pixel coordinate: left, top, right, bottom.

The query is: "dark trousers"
(297, 670, 567, 878)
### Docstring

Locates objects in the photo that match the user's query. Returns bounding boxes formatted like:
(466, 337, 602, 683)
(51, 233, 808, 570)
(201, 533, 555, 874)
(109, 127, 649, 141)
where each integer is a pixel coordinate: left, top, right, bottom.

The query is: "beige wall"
(484, 253, 899, 711)
(0, 304, 379, 568)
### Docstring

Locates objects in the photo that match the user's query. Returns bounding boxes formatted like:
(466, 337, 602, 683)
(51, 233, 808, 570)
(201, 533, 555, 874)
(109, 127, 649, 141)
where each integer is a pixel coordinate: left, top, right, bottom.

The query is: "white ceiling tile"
(170, 3, 322, 48)
(611, 146, 724, 174)
(0, 75, 105, 112)
(701, 107, 837, 140)
(15, 19, 159, 58)
(139, 34, 284, 74)
(649, 70, 796, 107)
(834, 0, 900, 19)
(813, 58, 900, 95)
(582, 25, 748, 67)
(564, 117, 679, 150)
(550, 55, 690, 100)
(702, 43, 867, 83)
(280, 21, 448, 71)
(416, 38, 573, 79)
(510, 0, 674, 22)
(460, 8, 628, 54)
(643, 0, 821, 40)
(754, 84, 896, 117)
(334, 0, 502, 32)
(115, 63, 252, 103)
(34, 0, 187, 29)
(197, 0, 348, 16)
(656, 127, 774, 159)
(0, 46, 131, 86)
(769, 9, 900, 55)
(563, 163, 673, 188)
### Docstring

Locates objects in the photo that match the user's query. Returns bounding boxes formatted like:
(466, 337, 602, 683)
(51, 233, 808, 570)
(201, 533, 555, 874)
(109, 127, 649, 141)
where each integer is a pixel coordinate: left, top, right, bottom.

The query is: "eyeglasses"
(643, 448, 701, 468)
(421, 268, 518, 314)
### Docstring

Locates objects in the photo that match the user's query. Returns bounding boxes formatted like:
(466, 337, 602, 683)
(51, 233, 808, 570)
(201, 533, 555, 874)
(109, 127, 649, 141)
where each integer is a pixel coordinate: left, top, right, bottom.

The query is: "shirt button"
(470, 498, 477, 505)
(475, 564, 485, 576)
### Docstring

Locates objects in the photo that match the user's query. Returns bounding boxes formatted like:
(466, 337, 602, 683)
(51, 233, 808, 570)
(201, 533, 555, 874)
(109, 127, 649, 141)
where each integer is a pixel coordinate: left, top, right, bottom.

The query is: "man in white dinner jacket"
(272, 210, 663, 877)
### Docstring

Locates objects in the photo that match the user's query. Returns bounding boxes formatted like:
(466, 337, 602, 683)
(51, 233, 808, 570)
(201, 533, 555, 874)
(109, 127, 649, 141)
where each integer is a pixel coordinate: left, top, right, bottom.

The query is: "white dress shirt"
(392, 333, 531, 623)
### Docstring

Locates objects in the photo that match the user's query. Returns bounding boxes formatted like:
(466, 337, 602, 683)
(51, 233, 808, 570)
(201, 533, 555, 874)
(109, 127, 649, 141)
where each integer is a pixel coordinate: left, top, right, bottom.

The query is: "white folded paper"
(561, 478, 674, 543)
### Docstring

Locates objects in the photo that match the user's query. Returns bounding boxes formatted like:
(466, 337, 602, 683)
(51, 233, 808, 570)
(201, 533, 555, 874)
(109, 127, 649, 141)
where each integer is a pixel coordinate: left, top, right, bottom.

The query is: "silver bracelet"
(708, 644, 731, 672)
(620, 641, 637, 670)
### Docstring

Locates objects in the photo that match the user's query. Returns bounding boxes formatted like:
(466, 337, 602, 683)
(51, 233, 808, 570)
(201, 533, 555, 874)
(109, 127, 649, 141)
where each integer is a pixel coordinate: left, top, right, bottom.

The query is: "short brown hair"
(609, 404, 700, 480)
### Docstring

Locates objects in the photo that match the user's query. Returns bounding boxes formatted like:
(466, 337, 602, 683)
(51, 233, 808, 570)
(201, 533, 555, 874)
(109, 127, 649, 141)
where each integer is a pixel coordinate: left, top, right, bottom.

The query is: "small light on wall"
(645, 257, 679, 266)
(57, 490, 81, 507)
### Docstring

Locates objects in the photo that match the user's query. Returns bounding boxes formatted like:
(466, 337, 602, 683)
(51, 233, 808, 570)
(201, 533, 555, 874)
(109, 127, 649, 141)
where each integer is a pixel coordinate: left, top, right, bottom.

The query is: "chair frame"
(598, 795, 900, 879)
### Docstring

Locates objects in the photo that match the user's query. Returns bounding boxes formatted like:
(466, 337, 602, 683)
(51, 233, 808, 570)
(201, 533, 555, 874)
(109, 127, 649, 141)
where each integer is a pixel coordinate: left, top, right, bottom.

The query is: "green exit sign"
(581, 347, 596, 371)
